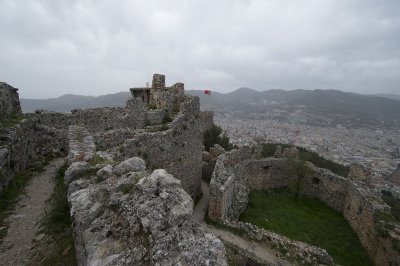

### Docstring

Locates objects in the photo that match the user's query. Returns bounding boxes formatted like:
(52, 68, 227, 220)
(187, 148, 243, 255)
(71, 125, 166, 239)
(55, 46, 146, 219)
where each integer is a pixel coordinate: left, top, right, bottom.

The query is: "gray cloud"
(0, 0, 399, 98)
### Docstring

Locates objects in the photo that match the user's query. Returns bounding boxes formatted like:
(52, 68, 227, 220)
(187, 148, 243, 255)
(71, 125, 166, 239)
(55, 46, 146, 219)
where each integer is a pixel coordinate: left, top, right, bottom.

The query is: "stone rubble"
(67, 156, 227, 265)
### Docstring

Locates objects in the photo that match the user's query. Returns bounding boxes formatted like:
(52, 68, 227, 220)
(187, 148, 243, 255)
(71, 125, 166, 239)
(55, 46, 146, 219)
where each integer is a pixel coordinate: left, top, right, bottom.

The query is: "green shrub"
(261, 143, 349, 177)
(203, 124, 238, 152)
(162, 113, 172, 124)
(285, 159, 313, 196)
(261, 143, 277, 157)
(160, 124, 168, 131)
(182, 124, 187, 130)
(144, 119, 151, 126)
(148, 104, 157, 110)
(119, 146, 124, 153)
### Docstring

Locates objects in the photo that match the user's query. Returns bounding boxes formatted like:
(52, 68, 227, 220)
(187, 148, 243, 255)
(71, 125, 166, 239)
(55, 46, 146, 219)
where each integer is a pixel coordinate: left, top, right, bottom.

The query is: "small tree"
(203, 124, 237, 151)
(285, 159, 314, 196)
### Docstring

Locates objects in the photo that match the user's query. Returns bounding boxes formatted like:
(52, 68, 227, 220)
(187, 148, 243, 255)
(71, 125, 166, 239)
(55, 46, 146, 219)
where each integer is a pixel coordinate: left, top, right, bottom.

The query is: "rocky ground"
(0, 158, 65, 265)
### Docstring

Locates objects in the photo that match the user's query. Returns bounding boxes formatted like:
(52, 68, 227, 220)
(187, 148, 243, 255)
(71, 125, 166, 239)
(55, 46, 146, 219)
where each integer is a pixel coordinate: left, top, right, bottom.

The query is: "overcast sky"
(1, 0, 400, 99)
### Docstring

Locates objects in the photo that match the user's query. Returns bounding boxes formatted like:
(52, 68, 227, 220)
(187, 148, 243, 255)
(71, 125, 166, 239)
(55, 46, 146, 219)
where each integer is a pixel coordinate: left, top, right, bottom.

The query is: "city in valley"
(215, 113, 400, 184)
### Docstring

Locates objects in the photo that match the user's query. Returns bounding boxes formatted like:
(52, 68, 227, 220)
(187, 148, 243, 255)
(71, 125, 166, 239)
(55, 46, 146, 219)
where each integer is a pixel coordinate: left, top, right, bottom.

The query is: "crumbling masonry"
(208, 145, 400, 266)
(1, 74, 214, 198)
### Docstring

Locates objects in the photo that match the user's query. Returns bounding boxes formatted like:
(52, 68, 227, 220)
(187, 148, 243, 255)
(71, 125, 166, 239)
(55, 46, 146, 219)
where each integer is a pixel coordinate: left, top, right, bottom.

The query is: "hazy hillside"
(376, 93, 400, 101)
(187, 88, 400, 129)
(21, 92, 131, 113)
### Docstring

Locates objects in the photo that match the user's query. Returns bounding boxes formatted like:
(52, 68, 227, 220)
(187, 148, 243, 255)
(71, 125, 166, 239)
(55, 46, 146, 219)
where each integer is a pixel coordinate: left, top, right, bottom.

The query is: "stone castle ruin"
(1, 74, 213, 198)
(1, 74, 223, 265)
(2, 75, 400, 265)
(207, 145, 400, 265)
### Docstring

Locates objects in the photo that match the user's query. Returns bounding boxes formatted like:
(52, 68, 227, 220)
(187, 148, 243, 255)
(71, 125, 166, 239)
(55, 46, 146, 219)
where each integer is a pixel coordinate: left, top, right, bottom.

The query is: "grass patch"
(0, 113, 25, 128)
(375, 210, 399, 224)
(87, 154, 112, 166)
(38, 162, 77, 265)
(239, 189, 372, 266)
(118, 183, 135, 194)
(261, 143, 350, 177)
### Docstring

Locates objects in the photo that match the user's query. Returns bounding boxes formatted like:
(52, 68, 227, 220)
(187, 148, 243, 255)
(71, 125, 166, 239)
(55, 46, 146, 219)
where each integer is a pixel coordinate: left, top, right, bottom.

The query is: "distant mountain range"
(21, 88, 400, 129)
(21, 92, 131, 113)
(186, 88, 400, 128)
(375, 93, 400, 101)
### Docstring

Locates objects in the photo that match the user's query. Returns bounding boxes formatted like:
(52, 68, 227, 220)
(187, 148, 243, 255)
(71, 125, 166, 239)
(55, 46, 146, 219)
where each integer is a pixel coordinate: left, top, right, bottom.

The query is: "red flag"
(205, 90, 211, 95)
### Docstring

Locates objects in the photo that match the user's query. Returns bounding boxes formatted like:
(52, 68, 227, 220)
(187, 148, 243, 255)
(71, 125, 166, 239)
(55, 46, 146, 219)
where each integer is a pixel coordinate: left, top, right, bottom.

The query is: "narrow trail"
(0, 158, 65, 265)
(193, 180, 291, 265)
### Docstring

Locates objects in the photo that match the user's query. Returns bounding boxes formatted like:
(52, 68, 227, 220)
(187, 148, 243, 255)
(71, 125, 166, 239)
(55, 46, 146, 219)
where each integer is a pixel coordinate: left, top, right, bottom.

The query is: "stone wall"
(0, 118, 67, 190)
(208, 145, 400, 265)
(22, 74, 206, 198)
(225, 221, 334, 265)
(0, 82, 21, 116)
(1, 82, 68, 190)
(208, 146, 262, 221)
(30, 106, 135, 133)
(200, 110, 214, 142)
(64, 126, 227, 265)
(121, 95, 203, 198)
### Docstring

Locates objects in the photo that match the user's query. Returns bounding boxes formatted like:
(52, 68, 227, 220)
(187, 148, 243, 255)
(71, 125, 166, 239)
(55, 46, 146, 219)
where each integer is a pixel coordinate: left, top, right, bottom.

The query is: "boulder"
(64, 162, 89, 185)
(114, 157, 146, 176)
(96, 164, 113, 181)
(68, 168, 227, 265)
(68, 179, 90, 196)
(95, 151, 114, 162)
(202, 151, 211, 162)
(209, 144, 225, 158)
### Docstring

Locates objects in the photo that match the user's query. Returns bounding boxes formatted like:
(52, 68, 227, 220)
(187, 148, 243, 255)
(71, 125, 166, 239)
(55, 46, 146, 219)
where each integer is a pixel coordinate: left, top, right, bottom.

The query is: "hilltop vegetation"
(203, 124, 238, 151)
(261, 143, 350, 177)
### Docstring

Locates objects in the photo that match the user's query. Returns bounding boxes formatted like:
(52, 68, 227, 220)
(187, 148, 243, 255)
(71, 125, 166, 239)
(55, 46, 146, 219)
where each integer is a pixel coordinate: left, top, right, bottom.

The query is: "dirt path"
(0, 158, 65, 265)
(193, 180, 291, 265)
